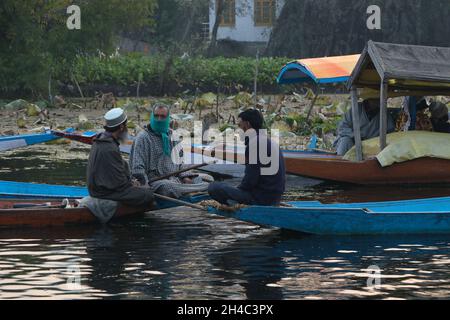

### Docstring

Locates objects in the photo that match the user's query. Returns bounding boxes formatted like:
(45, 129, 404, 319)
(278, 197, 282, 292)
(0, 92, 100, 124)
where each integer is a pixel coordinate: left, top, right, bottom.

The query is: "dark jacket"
(432, 119, 450, 133)
(87, 132, 153, 207)
(238, 133, 286, 206)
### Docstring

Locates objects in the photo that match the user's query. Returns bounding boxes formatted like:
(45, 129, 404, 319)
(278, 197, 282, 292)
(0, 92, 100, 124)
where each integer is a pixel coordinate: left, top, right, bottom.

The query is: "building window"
(254, 0, 276, 26)
(218, 0, 236, 26)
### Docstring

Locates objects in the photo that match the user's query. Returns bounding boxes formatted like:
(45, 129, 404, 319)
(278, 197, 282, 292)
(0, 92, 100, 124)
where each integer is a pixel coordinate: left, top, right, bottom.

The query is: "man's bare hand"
(182, 177, 193, 184)
(131, 179, 142, 187)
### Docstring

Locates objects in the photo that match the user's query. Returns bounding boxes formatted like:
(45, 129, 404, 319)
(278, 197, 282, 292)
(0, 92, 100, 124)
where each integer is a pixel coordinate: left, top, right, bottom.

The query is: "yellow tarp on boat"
(343, 131, 450, 167)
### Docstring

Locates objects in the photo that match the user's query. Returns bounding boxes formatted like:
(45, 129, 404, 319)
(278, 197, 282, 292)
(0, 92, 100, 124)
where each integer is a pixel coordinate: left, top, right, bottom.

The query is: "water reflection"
(1, 208, 450, 299)
(0, 146, 89, 185)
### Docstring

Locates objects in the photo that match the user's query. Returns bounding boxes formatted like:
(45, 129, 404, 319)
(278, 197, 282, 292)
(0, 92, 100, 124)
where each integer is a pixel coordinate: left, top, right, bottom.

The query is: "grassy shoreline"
(0, 94, 351, 151)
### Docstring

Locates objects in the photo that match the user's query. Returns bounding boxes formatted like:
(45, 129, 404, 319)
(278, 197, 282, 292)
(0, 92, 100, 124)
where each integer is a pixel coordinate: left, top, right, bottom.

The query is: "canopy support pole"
(380, 81, 388, 151)
(408, 96, 417, 130)
(351, 87, 363, 161)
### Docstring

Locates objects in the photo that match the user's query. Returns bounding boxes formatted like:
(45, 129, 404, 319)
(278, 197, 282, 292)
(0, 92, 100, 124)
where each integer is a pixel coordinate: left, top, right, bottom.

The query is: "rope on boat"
(199, 200, 293, 211)
(199, 200, 248, 213)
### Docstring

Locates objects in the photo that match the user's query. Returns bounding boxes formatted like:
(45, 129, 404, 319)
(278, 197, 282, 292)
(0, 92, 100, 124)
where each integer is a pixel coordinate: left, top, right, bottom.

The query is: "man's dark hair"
(104, 120, 127, 133)
(416, 97, 429, 111)
(238, 109, 264, 130)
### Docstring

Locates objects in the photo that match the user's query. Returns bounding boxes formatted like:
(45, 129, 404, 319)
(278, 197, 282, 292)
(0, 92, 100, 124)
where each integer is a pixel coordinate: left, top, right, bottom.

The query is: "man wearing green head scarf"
(150, 107, 171, 156)
(129, 104, 214, 198)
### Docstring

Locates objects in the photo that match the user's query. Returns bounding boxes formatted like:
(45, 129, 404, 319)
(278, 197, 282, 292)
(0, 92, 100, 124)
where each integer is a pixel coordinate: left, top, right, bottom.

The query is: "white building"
(209, 0, 285, 44)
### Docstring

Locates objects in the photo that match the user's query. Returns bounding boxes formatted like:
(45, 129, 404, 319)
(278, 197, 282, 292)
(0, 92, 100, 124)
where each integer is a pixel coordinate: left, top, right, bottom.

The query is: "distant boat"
(190, 142, 337, 179)
(195, 143, 450, 185)
(209, 196, 450, 235)
(226, 40, 450, 185)
(0, 130, 65, 152)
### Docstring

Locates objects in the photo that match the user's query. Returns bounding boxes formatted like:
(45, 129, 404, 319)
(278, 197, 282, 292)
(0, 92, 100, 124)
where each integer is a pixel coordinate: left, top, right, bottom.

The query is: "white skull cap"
(104, 108, 127, 127)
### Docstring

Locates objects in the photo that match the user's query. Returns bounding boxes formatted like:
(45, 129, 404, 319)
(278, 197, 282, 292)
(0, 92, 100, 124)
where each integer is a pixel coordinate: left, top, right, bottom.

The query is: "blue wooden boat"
(0, 193, 210, 228)
(0, 179, 210, 228)
(0, 130, 62, 152)
(0, 180, 210, 209)
(208, 196, 450, 235)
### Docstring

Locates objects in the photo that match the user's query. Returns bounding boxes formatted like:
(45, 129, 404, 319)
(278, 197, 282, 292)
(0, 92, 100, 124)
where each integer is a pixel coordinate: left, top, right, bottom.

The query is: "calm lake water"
(1, 144, 450, 300)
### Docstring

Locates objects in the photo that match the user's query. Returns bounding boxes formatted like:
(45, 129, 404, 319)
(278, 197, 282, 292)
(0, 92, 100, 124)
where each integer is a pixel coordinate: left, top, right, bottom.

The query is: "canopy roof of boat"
(277, 54, 360, 85)
(348, 41, 450, 96)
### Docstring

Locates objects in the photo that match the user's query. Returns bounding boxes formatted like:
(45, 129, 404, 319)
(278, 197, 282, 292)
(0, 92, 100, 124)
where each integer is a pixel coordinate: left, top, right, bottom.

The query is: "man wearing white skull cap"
(86, 108, 154, 207)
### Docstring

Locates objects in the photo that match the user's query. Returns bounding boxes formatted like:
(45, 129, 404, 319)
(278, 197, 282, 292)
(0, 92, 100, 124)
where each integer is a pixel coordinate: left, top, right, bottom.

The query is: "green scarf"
(150, 112, 171, 156)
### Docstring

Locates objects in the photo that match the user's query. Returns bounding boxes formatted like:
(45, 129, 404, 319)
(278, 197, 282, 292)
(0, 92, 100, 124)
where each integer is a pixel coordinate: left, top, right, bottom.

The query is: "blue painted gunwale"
(0, 180, 210, 209)
(3, 180, 450, 234)
(0, 180, 88, 199)
(0, 128, 76, 152)
(0, 131, 59, 152)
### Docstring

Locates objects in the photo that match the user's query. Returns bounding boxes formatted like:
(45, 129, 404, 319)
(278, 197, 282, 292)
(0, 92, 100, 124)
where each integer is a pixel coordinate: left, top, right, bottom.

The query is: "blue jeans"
(208, 182, 254, 206)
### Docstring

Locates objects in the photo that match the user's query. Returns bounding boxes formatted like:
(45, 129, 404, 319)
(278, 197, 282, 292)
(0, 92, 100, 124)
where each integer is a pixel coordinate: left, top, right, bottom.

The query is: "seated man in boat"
(86, 108, 154, 208)
(430, 102, 450, 133)
(333, 98, 396, 156)
(129, 104, 213, 198)
(208, 109, 286, 206)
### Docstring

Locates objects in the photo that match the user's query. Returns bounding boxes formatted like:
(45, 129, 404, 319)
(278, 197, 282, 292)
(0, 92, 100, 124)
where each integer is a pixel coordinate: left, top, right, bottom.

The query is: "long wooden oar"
(13, 200, 70, 209)
(154, 193, 207, 211)
(148, 161, 216, 184)
(148, 162, 218, 211)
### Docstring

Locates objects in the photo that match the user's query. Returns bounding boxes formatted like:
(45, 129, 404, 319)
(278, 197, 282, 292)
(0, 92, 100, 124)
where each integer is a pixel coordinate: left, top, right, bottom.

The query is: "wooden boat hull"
(0, 201, 146, 228)
(209, 196, 450, 235)
(191, 144, 336, 163)
(191, 144, 337, 178)
(286, 156, 450, 185)
(192, 144, 450, 185)
(0, 194, 210, 228)
(51, 130, 97, 145)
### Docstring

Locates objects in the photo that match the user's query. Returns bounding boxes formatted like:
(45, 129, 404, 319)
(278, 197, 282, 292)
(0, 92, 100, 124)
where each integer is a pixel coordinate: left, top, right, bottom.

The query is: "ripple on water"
(3, 148, 450, 299)
(2, 150, 450, 299)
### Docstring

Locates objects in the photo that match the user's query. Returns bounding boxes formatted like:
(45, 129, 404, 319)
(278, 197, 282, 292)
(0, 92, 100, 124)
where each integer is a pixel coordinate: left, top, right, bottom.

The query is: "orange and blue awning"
(277, 54, 360, 85)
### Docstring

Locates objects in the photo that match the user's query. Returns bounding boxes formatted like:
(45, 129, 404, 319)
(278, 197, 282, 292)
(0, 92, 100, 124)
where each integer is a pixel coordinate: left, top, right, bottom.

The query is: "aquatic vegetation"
(231, 92, 253, 109)
(190, 92, 217, 117)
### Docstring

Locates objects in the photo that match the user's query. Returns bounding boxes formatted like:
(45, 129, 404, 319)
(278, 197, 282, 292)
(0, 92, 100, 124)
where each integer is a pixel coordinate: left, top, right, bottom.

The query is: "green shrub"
(65, 54, 289, 95)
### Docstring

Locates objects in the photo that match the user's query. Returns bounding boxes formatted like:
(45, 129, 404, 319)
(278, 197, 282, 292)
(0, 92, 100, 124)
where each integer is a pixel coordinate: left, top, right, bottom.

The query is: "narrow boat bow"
(208, 196, 450, 235)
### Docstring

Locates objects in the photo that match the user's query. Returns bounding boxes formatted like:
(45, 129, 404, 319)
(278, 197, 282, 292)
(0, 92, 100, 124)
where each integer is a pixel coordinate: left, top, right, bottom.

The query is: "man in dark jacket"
(87, 108, 154, 207)
(208, 109, 286, 206)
